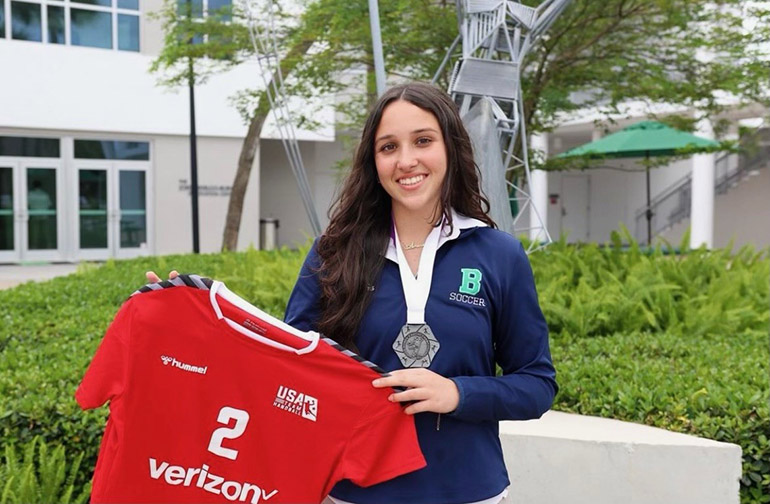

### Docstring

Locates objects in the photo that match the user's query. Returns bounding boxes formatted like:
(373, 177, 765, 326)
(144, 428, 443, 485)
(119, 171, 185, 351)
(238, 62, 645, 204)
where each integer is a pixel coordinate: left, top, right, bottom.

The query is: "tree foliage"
(517, 0, 770, 136)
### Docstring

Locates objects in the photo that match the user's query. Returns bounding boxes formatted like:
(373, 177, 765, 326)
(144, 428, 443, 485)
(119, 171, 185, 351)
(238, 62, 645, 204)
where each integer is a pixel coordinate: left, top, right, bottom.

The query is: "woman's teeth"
(399, 175, 425, 186)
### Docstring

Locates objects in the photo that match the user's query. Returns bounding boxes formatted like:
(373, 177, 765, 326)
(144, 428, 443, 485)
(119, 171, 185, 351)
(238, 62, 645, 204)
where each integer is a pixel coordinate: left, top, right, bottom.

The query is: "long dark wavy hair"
(316, 82, 495, 349)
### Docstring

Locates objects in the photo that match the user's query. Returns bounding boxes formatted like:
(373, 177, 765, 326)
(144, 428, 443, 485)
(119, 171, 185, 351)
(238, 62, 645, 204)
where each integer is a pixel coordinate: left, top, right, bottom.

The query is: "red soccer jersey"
(76, 275, 426, 504)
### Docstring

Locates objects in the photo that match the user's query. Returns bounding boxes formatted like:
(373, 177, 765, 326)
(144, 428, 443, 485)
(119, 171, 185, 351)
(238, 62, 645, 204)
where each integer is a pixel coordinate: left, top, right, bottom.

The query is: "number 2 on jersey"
(207, 406, 250, 460)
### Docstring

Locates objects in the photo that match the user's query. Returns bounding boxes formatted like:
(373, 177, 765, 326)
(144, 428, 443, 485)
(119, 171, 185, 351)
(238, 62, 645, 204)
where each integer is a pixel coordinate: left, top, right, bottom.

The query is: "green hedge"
(0, 240, 767, 502)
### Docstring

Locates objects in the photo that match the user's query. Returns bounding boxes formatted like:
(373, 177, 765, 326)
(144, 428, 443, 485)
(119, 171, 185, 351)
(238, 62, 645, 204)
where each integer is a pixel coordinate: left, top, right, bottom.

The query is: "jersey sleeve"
(284, 238, 322, 332)
(341, 395, 426, 487)
(449, 238, 558, 422)
(75, 300, 134, 410)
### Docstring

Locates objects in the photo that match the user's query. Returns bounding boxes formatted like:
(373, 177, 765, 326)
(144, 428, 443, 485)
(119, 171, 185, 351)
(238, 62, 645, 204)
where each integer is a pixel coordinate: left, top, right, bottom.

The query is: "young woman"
(284, 82, 557, 504)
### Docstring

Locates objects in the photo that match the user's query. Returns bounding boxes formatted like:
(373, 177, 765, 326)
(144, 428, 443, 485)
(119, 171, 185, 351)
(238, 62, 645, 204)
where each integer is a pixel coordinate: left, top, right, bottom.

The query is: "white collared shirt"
(385, 209, 489, 263)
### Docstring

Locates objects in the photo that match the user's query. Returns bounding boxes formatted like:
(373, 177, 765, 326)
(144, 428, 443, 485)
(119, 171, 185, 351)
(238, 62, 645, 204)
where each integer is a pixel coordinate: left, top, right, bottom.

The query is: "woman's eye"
(380, 143, 395, 152)
(416, 137, 432, 145)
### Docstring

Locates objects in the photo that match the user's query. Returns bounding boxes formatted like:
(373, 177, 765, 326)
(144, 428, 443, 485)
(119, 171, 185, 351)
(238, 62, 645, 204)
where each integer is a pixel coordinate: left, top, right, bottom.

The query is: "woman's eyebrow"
(375, 128, 440, 144)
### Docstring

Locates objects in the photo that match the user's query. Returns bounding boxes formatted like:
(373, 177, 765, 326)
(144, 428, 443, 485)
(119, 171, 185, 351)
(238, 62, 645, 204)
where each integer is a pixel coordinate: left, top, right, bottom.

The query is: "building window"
(173, 0, 230, 47)
(207, 0, 229, 20)
(71, 7, 111, 48)
(177, 0, 231, 23)
(117, 12, 137, 50)
(0, 136, 60, 157)
(47, 5, 64, 43)
(1, 0, 140, 51)
(11, 1, 42, 41)
(74, 139, 149, 160)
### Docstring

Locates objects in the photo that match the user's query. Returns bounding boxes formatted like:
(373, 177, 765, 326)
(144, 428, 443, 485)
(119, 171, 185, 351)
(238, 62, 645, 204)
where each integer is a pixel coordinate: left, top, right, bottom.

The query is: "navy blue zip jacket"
(284, 212, 557, 504)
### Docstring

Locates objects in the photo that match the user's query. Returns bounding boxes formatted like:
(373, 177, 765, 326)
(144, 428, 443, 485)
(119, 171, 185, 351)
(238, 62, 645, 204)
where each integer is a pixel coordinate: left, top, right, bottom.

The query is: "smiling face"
(373, 100, 448, 221)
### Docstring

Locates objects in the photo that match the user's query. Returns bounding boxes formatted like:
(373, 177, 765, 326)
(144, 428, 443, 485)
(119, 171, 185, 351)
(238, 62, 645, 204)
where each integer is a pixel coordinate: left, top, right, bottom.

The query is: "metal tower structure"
(243, 0, 323, 237)
(436, 0, 571, 250)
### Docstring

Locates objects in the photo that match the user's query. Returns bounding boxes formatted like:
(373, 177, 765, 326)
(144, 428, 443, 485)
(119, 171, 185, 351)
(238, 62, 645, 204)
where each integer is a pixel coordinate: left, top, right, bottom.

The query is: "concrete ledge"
(500, 411, 742, 504)
(0, 264, 80, 290)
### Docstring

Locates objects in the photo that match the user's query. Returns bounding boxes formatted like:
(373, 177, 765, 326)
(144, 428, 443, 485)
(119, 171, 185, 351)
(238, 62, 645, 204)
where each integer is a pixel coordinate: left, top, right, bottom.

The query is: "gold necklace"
(401, 241, 425, 250)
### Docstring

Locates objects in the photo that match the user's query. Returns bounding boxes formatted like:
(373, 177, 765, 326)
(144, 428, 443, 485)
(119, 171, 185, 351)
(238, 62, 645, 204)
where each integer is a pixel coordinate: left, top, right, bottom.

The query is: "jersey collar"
(210, 280, 320, 354)
(385, 209, 488, 263)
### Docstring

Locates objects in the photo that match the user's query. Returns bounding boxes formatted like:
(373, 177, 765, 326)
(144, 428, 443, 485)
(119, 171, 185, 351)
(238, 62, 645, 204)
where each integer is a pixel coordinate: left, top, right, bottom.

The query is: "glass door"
(115, 164, 149, 259)
(21, 161, 64, 262)
(0, 162, 20, 263)
(73, 161, 150, 260)
(75, 164, 111, 261)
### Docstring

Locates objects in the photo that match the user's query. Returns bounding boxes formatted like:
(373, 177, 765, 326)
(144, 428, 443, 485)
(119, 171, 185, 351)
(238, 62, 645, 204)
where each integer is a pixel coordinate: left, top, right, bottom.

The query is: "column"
(529, 133, 549, 243)
(690, 119, 715, 249)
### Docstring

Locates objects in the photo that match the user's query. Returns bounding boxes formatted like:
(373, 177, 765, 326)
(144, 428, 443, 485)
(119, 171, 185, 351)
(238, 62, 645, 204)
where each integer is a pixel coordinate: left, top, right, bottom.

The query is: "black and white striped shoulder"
(131, 274, 213, 297)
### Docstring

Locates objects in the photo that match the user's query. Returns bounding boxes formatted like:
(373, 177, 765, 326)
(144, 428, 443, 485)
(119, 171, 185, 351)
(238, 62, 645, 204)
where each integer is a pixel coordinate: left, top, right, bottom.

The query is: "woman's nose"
(396, 147, 418, 170)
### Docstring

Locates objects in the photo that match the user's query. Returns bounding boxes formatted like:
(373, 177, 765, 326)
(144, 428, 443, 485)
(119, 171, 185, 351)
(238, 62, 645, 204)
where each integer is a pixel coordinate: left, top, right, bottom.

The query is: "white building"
(0, 0, 341, 264)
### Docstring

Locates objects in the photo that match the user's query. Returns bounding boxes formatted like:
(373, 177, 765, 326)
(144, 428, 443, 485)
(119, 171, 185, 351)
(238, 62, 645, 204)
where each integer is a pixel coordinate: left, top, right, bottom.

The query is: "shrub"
(0, 436, 90, 504)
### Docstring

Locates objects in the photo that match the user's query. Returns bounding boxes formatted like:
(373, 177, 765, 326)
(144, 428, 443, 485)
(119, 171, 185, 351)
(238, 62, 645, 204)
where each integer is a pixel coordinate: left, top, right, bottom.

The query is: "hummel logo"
(273, 385, 318, 422)
(160, 355, 208, 375)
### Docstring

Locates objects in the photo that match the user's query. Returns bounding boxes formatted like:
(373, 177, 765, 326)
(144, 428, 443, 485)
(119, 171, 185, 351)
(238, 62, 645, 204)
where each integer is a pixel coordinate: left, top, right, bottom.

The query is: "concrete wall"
(541, 158, 691, 244)
(141, 0, 166, 57)
(712, 166, 770, 248)
(659, 166, 770, 250)
(153, 134, 260, 254)
(0, 36, 333, 141)
(259, 139, 347, 247)
(501, 411, 742, 504)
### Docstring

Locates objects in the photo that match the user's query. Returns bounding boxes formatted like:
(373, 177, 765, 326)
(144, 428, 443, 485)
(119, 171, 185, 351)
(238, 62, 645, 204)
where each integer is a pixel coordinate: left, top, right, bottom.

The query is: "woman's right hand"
(145, 270, 179, 283)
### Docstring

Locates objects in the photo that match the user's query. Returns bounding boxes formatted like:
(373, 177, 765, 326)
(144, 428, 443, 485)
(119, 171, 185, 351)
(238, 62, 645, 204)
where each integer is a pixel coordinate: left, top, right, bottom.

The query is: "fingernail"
(372, 379, 380, 387)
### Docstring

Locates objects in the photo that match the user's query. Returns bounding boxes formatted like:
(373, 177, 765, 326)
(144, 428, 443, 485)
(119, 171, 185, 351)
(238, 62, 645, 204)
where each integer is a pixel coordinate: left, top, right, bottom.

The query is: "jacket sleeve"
(284, 238, 323, 332)
(449, 239, 557, 422)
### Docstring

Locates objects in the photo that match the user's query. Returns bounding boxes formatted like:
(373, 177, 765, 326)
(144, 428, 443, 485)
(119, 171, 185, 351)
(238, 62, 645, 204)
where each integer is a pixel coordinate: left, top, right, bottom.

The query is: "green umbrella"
(558, 120, 721, 245)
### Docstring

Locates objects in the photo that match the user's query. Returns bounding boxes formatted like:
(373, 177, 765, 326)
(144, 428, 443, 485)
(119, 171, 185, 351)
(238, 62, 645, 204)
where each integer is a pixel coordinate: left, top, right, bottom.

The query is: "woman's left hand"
(372, 369, 459, 415)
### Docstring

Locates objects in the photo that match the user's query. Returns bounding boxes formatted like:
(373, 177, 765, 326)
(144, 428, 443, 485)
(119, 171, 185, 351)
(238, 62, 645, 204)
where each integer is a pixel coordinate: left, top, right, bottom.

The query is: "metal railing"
(634, 137, 770, 242)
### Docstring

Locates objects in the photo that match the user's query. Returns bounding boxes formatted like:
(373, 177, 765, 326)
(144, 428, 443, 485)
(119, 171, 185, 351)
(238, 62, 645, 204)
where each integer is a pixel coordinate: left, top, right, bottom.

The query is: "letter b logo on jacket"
(459, 268, 482, 295)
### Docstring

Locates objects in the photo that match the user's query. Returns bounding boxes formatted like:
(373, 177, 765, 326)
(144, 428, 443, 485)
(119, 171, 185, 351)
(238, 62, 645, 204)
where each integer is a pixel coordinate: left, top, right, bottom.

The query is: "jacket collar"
(385, 209, 488, 263)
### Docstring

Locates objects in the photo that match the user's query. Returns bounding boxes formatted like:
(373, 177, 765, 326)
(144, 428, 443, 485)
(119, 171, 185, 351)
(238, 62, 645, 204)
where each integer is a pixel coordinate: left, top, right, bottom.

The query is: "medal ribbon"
(393, 220, 443, 325)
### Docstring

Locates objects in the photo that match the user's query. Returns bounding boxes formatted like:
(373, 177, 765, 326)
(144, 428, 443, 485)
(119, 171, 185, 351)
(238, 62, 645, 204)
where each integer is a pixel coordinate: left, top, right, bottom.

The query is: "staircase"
(634, 134, 770, 243)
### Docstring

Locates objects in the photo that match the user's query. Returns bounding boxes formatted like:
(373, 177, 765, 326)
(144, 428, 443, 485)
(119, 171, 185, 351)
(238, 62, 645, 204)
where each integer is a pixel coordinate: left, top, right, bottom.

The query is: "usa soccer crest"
(392, 324, 439, 368)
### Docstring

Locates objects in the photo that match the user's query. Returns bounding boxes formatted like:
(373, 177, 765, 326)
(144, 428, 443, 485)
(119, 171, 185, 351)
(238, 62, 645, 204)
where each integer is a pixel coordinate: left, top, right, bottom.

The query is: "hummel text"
(160, 355, 208, 375)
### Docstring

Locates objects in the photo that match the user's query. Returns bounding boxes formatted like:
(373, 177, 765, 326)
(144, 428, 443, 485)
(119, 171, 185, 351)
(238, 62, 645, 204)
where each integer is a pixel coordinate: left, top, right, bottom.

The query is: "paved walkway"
(0, 263, 82, 290)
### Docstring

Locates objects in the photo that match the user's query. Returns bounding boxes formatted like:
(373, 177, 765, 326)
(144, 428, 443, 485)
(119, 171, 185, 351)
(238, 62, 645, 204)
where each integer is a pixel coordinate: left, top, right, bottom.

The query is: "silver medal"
(392, 323, 440, 368)
(391, 220, 444, 368)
